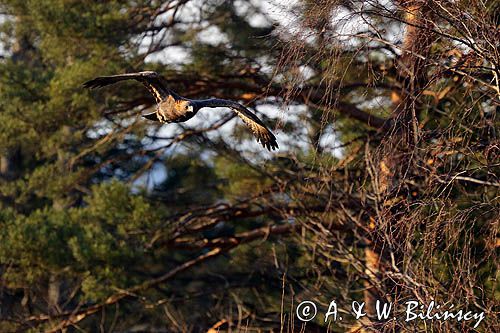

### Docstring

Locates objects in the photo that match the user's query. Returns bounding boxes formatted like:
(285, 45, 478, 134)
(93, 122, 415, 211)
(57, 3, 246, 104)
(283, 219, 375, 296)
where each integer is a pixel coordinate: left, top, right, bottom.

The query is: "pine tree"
(0, 0, 498, 332)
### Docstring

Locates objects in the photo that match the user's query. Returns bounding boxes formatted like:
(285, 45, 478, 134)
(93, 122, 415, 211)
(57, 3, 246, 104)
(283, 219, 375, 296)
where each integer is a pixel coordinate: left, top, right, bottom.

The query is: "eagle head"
(176, 100, 194, 113)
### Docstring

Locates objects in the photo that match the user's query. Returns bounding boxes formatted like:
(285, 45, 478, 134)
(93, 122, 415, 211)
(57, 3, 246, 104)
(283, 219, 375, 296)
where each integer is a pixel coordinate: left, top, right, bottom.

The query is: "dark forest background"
(0, 0, 498, 332)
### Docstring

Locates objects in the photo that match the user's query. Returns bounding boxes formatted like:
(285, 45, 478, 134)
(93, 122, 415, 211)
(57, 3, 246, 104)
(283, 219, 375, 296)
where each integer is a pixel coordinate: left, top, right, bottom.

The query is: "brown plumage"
(83, 71, 278, 150)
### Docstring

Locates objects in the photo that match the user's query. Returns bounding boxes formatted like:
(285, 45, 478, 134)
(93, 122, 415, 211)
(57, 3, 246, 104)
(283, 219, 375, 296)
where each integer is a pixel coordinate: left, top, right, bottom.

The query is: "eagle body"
(84, 71, 278, 150)
(155, 96, 196, 123)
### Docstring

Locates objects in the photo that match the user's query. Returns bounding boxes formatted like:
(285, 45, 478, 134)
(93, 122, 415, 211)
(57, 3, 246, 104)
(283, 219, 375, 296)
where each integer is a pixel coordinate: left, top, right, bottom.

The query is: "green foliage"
(214, 156, 270, 199)
(0, 181, 163, 299)
(0, 0, 497, 331)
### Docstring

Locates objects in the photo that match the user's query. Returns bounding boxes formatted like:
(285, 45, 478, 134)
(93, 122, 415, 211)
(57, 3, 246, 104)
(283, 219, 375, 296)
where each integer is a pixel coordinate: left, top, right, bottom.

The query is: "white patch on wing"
(143, 83, 163, 103)
(231, 107, 276, 149)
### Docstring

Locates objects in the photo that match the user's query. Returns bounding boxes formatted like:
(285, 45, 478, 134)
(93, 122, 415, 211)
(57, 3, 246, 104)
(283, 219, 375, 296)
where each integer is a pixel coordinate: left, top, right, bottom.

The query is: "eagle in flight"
(83, 71, 278, 150)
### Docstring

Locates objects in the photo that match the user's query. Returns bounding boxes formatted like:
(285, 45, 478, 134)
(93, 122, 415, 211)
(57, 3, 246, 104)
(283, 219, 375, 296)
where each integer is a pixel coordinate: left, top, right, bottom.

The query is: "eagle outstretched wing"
(84, 72, 279, 151)
(194, 99, 278, 151)
(83, 71, 169, 103)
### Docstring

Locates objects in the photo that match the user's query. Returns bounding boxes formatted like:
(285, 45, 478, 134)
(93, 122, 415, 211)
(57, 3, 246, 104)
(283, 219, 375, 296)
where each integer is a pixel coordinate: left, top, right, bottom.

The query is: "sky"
(1, 1, 391, 190)
(132, 0, 316, 188)
(133, 0, 408, 189)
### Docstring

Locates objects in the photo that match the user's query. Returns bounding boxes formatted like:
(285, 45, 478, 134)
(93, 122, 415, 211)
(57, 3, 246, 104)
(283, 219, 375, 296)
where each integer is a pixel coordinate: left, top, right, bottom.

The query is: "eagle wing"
(83, 71, 169, 103)
(195, 99, 278, 151)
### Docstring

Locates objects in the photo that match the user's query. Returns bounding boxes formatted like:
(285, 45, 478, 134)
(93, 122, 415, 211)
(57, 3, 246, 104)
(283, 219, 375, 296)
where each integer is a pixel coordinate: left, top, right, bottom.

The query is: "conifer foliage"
(0, 1, 498, 331)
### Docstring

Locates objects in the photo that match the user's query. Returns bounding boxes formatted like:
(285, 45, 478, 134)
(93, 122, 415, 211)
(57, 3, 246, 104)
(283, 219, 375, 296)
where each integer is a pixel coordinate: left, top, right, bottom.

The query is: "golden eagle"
(84, 71, 278, 150)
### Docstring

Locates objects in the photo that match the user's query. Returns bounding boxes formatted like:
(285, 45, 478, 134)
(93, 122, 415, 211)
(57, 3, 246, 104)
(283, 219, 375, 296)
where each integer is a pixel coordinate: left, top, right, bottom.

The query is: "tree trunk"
(362, 1, 435, 329)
